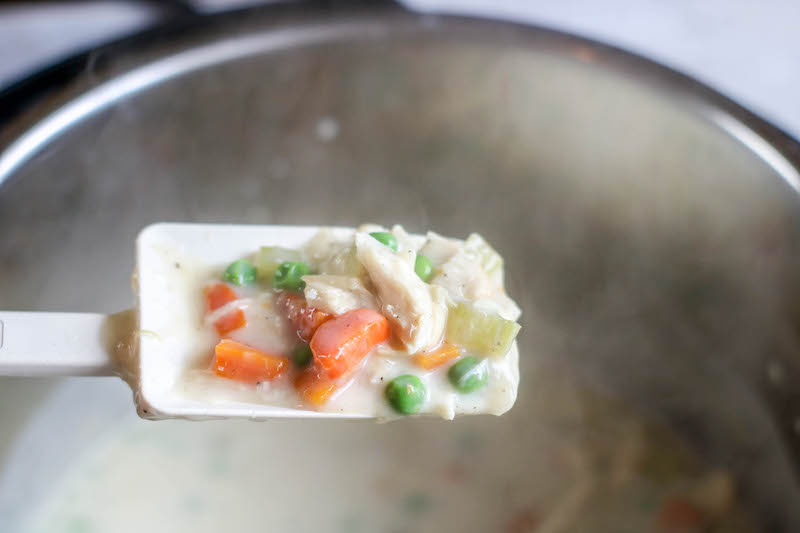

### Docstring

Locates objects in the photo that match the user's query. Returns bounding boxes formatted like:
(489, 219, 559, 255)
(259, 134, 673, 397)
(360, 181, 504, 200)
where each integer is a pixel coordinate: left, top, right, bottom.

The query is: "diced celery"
(445, 302, 520, 358)
(463, 234, 503, 278)
(252, 246, 303, 280)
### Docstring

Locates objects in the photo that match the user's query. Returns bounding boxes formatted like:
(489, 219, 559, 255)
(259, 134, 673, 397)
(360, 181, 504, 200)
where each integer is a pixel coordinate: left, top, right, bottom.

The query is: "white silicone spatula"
(0, 223, 370, 420)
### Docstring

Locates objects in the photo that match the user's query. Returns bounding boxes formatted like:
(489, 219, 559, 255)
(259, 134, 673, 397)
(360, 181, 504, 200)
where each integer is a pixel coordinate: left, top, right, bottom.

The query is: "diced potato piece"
(355, 232, 447, 353)
(445, 302, 520, 358)
(303, 275, 379, 315)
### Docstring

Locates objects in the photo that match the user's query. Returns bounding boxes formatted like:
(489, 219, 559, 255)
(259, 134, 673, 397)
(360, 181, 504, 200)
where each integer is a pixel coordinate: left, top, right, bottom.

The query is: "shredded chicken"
(304, 229, 364, 278)
(355, 232, 447, 353)
(431, 243, 521, 321)
(419, 231, 461, 266)
(303, 275, 378, 315)
(390, 224, 426, 254)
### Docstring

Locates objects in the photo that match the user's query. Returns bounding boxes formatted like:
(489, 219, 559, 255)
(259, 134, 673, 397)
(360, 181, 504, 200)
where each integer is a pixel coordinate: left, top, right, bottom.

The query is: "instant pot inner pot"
(1, 20, 800, 532)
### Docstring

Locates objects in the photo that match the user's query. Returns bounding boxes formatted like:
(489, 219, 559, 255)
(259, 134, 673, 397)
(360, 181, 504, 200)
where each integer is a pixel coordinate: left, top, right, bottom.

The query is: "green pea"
(272, 261, 312, 291)
(370, 231, 398, 252)
(222, 259, 257, 286)
(385, 375, 426, 414)
(292, 345, 314, 368)
(447, 356, 488, 393)
(414, 254, 434, 282)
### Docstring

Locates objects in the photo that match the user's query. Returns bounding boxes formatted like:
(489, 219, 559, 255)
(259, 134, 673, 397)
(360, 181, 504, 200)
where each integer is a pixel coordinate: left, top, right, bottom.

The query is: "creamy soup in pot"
(22, 361, 759, 533)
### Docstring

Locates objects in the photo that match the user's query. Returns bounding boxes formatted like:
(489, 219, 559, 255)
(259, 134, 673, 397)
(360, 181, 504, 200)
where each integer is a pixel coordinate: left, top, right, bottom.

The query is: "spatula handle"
(0, 312, 117, 376)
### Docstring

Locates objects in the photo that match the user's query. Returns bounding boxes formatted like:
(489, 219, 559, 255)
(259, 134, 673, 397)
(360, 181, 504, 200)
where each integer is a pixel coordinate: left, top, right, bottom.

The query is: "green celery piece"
(253, 246, 303, 280)
(445, 302, 520, 358)
(463, 234, 503, 277)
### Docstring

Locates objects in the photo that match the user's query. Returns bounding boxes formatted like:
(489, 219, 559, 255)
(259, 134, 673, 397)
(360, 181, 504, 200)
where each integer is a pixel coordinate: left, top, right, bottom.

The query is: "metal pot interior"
(1, 12, 800, 532)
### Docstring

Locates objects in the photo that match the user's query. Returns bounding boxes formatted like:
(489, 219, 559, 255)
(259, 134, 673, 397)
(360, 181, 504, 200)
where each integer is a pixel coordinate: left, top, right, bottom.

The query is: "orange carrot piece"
(277, 292, 332, 342)
(205, 283, 238, 311)
(416, 344, 461, 370)
(310, 308, 390, 379)
(213, 308, 246, 335)
(214, 339, 288, 384)
(294, 366, 338, 406)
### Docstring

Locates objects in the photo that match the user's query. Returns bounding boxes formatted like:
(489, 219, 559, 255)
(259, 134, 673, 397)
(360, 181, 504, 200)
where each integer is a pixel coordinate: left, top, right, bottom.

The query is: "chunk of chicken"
(419, 231, 461, 266)
(355, 232, 447, 353)
(303, 275, 379, 315)
(390, 225, 426, 254)
(431, 246, 496, 302)
(431, 234, 521, 321)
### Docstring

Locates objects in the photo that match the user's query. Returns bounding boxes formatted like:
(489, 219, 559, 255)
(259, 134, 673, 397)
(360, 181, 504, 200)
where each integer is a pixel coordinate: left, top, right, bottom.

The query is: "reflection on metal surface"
(0, 25, 366, 184)
(708, 110, 800, 192)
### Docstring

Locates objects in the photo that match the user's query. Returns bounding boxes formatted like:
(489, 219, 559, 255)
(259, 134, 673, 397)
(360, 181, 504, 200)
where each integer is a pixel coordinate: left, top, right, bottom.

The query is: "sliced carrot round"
(294, 366, 338, 406)
(214, 339, 287, 384)
(310, 308, 390, 379)
(277, 291, 332, 342)
(214, 308, 246, 336)
(205, 283, 238, 311)
(416, 344, 461, 370)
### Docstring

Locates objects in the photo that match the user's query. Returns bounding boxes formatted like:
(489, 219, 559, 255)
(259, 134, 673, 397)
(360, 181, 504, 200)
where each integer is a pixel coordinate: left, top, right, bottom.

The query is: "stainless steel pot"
(2, 3, 800, 531)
